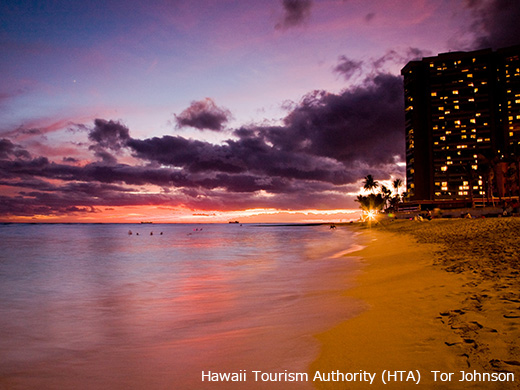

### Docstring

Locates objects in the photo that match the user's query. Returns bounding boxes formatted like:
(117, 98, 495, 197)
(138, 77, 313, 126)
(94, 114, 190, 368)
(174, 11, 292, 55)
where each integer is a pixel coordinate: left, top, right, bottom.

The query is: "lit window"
(453, 90, 459, 94)
(431, 92, 437, 96)
(441, 166, 447, 171)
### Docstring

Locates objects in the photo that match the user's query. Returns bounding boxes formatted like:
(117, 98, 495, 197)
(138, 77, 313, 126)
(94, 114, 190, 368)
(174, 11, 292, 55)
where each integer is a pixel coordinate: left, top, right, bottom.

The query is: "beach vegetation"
(356, 193, 385, 212)
(392, 178, 403, 195)
(357, 175, 405, 219)
(363, 175, 379, 193)
(380, 185, 392, 209)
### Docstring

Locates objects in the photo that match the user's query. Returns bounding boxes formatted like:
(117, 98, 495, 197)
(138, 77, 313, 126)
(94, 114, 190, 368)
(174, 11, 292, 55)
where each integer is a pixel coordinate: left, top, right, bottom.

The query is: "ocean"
(0, 223, 363, 389)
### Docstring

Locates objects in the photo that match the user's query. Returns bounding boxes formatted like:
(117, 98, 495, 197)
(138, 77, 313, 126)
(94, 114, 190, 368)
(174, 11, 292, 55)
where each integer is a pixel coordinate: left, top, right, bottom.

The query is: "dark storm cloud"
(88, 119, 130, 150)
(0, 138, 16, 159)
(175, 98, 232, 132)
(334, 56, 363, 81)
(121, 73, 404, 195)
(0, 138, 31, 159)
(466, 0, 520, 49)
(276, 0, 312, 29)
(86, 119, 131, 163)
(127, 133, 351, 185)
(264, 73, 405, 166)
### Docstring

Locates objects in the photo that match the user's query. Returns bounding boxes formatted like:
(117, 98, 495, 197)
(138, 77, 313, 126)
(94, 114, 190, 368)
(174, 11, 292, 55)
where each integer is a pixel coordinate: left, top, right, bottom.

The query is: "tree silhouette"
(355, 193, 385, 212)
(363, 174, 379, 193)
(392, 178, 403, 196)
(380, 185, 392, 209)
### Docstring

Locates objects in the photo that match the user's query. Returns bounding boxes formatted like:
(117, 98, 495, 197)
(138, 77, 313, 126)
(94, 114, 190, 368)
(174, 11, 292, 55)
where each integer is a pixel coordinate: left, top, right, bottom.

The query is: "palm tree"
(392, 178, 403, 196)
(363, 175, 379, 193)
(355, 193, 385, 212)
(380, 185, 392, 210)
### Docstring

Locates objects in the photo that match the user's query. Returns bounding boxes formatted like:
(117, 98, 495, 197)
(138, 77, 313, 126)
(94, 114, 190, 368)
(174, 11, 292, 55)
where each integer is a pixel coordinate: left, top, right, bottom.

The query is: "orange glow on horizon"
(1, 205, 361, 224)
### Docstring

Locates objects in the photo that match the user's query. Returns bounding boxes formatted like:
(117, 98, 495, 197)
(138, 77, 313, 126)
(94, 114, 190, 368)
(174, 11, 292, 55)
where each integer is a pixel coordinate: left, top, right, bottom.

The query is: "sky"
(1, 0, 520, 223)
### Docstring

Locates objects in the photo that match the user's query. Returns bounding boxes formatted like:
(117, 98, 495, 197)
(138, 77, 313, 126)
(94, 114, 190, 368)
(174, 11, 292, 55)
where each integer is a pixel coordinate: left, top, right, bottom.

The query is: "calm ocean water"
(0, 223, 363, 389)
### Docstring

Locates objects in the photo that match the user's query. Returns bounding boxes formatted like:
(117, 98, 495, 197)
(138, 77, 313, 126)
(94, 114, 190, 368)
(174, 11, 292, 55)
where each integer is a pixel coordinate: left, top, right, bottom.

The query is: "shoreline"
(310, 218, 520, 389)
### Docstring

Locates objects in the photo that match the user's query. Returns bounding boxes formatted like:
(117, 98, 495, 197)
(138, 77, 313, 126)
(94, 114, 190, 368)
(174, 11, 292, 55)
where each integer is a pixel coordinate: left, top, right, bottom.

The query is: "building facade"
(401, 45, 520, 206)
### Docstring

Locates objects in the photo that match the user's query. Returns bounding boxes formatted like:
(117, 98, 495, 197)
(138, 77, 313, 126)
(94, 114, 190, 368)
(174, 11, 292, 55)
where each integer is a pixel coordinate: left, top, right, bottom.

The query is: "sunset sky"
(1, 0, 519, 223)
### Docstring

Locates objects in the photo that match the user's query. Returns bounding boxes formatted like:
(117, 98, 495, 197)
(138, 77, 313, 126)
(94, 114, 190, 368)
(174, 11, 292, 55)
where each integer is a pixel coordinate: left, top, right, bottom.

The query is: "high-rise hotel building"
(401, 45, 520, 205)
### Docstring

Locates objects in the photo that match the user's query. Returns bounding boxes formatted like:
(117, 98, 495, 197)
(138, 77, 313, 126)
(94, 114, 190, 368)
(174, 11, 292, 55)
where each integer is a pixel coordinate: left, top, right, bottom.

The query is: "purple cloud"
(334, 56, 363, 81)
(465, 0, 520, 49)
(276, 0, 312, 29)
(88, 119, 130, 150)
(175, 98, 232, 132)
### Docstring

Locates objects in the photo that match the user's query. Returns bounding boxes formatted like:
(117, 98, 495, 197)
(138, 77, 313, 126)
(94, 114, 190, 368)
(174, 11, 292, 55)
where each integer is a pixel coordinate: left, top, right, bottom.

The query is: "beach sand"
(310, 217, 520, 389)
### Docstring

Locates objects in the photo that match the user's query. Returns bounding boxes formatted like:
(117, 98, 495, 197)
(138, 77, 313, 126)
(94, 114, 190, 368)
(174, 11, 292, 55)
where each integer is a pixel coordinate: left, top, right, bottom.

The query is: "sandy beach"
(310, 217, 520, 389)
